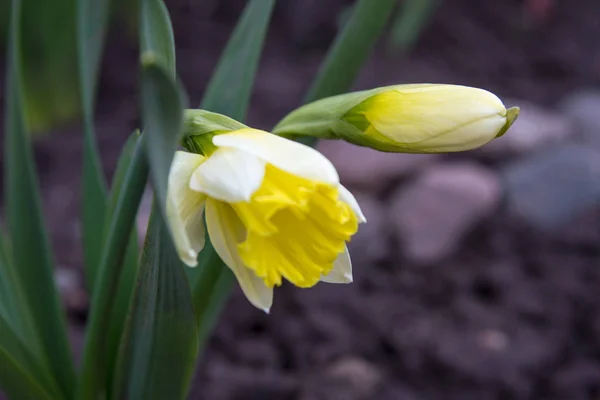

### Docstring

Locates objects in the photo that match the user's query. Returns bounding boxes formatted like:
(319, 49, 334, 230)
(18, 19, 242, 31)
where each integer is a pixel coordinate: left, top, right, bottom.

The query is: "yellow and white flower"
(273, 84, 519, 153)
(167, 128, 365, 312)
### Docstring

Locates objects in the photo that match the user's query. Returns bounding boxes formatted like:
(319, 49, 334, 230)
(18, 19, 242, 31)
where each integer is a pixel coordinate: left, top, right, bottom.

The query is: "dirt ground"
(2, 0, 600, 399)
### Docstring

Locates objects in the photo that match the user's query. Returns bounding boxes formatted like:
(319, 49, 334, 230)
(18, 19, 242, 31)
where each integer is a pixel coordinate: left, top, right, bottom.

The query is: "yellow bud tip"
(495, 106, 520, 138)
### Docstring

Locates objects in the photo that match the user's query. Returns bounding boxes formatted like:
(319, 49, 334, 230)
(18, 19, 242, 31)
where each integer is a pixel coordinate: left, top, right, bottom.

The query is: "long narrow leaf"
(4, 0, 75, 396)
(304, 0, 396, 103)
(78, 0, 112, 290)
(0, 225, 52, 397)
(0, 225, 35, 349)
(112, 204, 198, 400)
(0, 313, 61, 399)
(104, 133, 142, 391)
(77, 138, 149, 400)
(139, 0, 183, 222)
(388, 0, 439, 53)
(200, 0, 275, 119)
(0, 350, 54, 400)
(140, 0, 175, 74)
(140, 57, 186, 222)
(188, 0, 275, 347)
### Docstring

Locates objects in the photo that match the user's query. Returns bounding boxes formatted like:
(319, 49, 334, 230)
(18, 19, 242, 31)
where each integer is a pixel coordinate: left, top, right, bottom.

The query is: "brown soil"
(2, 0, 600, 399)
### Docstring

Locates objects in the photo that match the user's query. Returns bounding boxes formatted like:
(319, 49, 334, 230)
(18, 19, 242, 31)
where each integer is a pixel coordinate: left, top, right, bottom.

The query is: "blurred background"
(1, 0, 600, 399)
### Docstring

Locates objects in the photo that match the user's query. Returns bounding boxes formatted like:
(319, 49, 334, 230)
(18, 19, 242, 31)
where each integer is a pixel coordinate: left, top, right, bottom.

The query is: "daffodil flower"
(273, 84, 519, 153)
(167, 128, 365, 312)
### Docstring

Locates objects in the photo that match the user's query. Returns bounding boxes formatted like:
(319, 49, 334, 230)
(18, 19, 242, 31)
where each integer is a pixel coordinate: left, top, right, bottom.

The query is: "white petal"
(205, 198, 273, 312)
(190, 147, 266, 203)
(213, 129, 339, 185)
(167, 151, 207, 267)
(321, 246, 353, 283)
(338, 184, 366, 223)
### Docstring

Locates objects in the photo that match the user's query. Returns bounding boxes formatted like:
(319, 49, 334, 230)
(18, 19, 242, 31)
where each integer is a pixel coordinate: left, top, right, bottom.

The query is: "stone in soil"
(480, 100, 575, 156)
(317, 140, 436, 191)
(502, 144, 600, 230)
(299, 357, 384, 400)
(54, 268, 88, 315)
(346, 191, 391, 268)
(388, 162, 502, 264)
(560, 89, 600, 150)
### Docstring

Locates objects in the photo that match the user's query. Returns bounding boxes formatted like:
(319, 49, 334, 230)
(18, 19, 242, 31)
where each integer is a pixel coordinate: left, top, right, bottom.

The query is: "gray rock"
(502, 145, 600, 230)
(389, 163, 502, 264)
(54, 268, 87, 313)
(299, 357, 383, 400)
(317, 140, 436, 191)
(347, 192, 390, 267)
(326, 357, 383, 394)
(481, 100, 575, 156)
(560, 90, 600, 150)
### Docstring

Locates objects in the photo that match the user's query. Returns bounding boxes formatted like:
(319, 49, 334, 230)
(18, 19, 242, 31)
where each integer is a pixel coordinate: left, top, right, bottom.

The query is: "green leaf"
(3, 0, 75, 396)
(0, 350, 54, 400)
(104, 132, 142, 392)
(304, 0, 396, 103)
(77, 137, 149, 400)
(0, 224, 50, 396)
(19, 0, 80, 132)
(0, 226, 33, 349)
(188, 0, 275, 346)
(139, 0, 185, 228)
(140, 57, 186, 222)
(388, 0, 438, 53)
(0, 313, 61, 399)
(200, 0, 275, 119)
(112, 203, 198, 400)
(140, 0, 175, 75)
(77, 0, 112, 290)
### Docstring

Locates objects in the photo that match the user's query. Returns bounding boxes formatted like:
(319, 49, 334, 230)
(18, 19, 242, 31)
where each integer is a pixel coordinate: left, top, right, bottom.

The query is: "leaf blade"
(305, 0, 396, 103)
(0, 313, 61, 399)
(112, 204, 198, 400)
(388, 0, 438, 53)
(200, 0, 275, 119)
(77, 0, 112, 291)
(3, 0, 75, 395)
(140, 0, 176, 75)
(77, 137, 149, 400)
(0, 349, 55, 400)
(140, 56, 186, 223)
(104, 132, 142, 392)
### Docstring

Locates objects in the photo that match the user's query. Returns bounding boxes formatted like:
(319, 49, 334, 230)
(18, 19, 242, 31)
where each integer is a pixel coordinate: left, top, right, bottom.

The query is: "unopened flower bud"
(273, 84, 519, 153)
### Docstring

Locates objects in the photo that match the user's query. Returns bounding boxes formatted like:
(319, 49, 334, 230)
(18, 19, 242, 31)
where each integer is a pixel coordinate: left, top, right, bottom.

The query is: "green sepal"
(495, 106, 520, 138)
(272, 87, 403, 151)
(182, 109, 248, 155)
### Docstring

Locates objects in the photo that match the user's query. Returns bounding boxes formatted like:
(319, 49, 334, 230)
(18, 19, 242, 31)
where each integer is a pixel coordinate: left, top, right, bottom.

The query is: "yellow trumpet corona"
(167, 128, 365, 312)
(273, 84, 519, 153)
